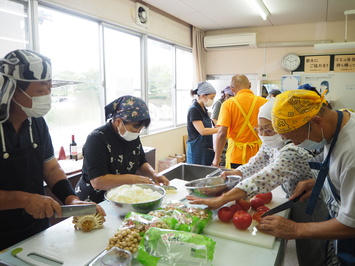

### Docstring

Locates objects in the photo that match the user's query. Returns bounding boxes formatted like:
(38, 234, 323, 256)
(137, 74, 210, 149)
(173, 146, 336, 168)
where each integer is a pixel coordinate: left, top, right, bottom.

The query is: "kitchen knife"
(261, 194, 302, 217)
(55, 204, 96, 218)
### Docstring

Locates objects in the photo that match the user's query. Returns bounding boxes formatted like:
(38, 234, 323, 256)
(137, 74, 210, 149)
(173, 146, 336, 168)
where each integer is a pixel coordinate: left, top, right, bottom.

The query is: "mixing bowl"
(185, 175, 241, 197)
(104, 184, 166, 217)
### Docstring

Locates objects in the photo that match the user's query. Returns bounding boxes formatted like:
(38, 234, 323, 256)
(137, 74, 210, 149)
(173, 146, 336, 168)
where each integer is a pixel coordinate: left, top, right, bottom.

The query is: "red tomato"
(250, 197, 265, 210)
(255, 192, 273, 204)
(229, 204, 243, 214)
(235, 198, 251, 211)
(252, 211, 266, 223)
(255, 206, 270, 213)
(232, 210, 252, 230)
(218, 207, 233, 222)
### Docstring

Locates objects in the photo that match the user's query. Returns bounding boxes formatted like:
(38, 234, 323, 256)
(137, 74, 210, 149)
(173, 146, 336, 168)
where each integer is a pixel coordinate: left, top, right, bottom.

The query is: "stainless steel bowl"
(185, 175, 241, 197)
(104, 184, 166, 217)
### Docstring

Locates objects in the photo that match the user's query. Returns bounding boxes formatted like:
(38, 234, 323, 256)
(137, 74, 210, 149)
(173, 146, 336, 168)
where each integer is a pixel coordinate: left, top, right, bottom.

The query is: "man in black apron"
(0, 49, 105, 251)
(257, 89, 355, 265)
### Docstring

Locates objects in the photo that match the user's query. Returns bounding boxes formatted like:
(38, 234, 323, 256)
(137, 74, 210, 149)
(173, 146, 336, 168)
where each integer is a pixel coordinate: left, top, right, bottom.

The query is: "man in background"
(212, 74, 267, 168)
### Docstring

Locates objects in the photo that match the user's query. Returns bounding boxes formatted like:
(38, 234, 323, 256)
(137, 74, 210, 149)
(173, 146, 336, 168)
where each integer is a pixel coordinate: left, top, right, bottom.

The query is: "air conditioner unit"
(204, 33, 257, 50)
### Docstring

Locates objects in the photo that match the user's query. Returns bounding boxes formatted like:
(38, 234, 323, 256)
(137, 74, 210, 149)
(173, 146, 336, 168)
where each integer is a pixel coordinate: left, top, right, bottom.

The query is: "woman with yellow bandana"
(257, 89, 355, 265)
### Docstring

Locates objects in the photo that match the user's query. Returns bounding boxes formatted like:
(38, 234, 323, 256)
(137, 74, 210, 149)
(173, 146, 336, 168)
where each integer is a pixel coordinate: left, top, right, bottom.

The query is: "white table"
(0, 179, 288, 266)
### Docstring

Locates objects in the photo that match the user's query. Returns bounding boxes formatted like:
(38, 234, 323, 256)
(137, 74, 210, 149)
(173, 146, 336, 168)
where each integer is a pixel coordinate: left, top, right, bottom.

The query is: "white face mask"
(118, 123, 140, 141)
(259, 134, 285, 149)
(13, 89, 52, 117)
(297, 125, 327, 150)
(204, 98, 214, 108)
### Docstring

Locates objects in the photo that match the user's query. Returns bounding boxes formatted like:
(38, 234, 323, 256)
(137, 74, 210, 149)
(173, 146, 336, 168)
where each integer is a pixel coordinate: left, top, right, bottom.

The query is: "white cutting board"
(14, 179, 188, 266)
(163, 179, 189, 203)
(14, 213, 122, 266)
(204, 196, 289, 249)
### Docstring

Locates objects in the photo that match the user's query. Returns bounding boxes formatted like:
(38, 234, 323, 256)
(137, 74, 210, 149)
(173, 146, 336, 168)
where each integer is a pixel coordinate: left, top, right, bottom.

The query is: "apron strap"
(231, 97, 259, 139)
(306, 110, 343, 215)
(226, 97, 260, 165)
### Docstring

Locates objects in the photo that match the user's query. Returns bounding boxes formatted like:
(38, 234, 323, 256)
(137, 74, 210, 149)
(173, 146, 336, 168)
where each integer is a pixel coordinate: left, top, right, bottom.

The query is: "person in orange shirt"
(212, 74, 267, 168)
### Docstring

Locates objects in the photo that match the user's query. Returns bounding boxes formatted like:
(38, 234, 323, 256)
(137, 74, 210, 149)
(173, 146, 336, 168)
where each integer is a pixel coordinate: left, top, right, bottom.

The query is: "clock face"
(282, 53, 301, 71)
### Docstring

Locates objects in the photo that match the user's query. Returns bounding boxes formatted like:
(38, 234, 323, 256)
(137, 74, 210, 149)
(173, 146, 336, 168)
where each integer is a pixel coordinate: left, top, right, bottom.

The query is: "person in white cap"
(188, 98, 336, 265)
(0, 49, 105, 250)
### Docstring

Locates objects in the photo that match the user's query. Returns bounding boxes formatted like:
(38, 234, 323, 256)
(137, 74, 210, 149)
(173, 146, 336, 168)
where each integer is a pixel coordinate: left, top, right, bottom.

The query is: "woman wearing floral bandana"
(75, 95, 169, 203)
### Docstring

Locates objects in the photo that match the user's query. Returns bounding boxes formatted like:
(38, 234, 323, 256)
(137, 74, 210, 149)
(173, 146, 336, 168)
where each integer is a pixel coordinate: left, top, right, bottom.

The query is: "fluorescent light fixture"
(248, 0, 270, 20)
(314, 42, 355, 50)
(314, 9, 355, 50)
(259, 40, 331, 48)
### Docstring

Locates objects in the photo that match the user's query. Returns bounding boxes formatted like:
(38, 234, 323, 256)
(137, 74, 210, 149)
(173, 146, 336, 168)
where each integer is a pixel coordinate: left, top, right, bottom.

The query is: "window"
(147, 38, 174, 131)
(103, 26, 141, 102)
(2, 1, 193, 153)
(176, 47, 193, 125)
(0, 0, 29, 55)
(38, 6, 101, 153)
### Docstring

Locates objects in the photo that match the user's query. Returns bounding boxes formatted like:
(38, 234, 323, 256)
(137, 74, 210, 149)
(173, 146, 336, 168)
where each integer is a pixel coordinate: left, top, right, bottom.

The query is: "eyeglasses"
(254, 127, 275, 136)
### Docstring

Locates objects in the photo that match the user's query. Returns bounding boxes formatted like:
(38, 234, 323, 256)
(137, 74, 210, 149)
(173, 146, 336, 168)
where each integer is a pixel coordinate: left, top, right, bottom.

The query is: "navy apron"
(308, 111, 355, 265)
(0, 124, 49, 250)
(187, 107, 214, 165)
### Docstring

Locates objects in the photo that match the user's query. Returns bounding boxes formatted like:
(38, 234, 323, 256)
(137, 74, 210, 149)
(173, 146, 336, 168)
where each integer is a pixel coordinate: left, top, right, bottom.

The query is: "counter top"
(0, 180, 288, 266)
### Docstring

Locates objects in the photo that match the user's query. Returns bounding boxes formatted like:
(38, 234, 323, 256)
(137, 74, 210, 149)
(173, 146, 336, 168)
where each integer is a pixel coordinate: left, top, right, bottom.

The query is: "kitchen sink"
(158, 163, 229, 181)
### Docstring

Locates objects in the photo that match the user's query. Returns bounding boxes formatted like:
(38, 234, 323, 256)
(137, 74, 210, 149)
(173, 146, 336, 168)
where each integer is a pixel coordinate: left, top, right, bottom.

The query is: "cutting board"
(162, 179, 189, 203)
(14, 179, 188, 266)
(14, 213, 122, 266)
(203, 196, 289, 249)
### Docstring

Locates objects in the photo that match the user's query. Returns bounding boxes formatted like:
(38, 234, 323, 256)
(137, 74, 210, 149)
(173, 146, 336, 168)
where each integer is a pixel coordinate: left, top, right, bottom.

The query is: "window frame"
(7, 0, 193, 139)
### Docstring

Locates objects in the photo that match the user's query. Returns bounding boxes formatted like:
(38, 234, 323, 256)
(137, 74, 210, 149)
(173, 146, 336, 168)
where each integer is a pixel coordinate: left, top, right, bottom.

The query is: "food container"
(185, 175, 241, 197)
(104, 184, 166, 217)
(100, 247, 132, 266)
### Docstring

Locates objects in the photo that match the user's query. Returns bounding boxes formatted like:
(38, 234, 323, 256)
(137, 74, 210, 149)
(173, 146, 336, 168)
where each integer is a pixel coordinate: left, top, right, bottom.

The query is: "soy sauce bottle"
(69, 135, 77, 160)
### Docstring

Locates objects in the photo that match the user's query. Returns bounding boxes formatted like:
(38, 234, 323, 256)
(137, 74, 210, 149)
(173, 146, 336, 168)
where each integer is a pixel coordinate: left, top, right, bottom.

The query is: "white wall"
(205, 21, 355, 80)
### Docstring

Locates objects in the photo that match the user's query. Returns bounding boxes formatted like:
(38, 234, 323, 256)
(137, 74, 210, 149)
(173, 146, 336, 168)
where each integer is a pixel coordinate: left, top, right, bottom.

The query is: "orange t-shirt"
(217, 89, 268, 164)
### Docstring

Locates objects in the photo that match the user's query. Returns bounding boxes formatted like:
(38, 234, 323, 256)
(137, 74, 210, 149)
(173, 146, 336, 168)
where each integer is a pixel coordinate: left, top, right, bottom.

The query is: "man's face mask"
(297, 123, 327, 150)
(13, 89, 52, 117)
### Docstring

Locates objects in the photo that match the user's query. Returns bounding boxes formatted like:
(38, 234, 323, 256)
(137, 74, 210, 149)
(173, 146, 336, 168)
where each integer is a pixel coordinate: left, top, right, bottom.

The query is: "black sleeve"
(188, 106, 203, 122)
(83, 130, 110, 180)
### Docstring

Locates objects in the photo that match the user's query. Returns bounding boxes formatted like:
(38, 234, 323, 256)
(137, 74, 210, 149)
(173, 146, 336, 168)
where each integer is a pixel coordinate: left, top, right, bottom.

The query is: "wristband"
(51, 179, 76, 203)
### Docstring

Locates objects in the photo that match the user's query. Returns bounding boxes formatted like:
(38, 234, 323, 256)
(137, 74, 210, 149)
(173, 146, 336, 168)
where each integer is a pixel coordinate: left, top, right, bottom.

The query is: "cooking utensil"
(185, 175, 241, 197)
(55, 204, 97, 218)
(261, 194, 303, 217)
(104, 184, 166, 217)
(205, 168, 223, 178)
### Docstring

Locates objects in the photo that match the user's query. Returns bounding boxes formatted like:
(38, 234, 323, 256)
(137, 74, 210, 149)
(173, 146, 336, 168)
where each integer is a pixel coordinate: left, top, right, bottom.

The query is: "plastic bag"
(136, 227, 216, 266)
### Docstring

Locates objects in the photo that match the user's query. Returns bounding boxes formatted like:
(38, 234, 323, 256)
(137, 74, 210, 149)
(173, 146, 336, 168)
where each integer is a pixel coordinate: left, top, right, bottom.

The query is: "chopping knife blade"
(55, 204, 96, 218)
(261, 194, 303, 217)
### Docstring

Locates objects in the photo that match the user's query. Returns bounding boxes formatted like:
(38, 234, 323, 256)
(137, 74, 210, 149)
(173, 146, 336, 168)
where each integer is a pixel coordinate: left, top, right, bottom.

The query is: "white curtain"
(192, 26, 207, 83)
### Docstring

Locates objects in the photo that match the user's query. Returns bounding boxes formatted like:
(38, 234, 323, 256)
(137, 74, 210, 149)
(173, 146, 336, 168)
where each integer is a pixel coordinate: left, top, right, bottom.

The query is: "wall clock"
(282, 53, 301, 71)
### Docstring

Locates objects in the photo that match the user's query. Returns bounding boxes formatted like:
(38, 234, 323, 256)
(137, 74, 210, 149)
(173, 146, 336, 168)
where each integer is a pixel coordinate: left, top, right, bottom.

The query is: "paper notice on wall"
(304, 56, 330, 73)
(334, 55, 355, 72)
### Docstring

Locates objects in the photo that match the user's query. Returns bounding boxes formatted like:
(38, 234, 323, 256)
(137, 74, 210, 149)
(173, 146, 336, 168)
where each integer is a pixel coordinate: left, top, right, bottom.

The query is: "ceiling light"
(314, 10, 355, 50)
(259, 40, 331, 48)
(248, 0, 270, 21)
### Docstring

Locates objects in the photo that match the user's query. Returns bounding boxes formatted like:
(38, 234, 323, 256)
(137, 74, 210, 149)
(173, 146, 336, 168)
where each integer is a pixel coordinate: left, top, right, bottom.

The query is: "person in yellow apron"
(212, 74, 267, 169)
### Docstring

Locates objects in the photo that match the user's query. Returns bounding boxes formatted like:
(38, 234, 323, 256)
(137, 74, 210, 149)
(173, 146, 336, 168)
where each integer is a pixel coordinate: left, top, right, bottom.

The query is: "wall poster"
(304, 56, 330, 73)
(334, 55, 355, 72)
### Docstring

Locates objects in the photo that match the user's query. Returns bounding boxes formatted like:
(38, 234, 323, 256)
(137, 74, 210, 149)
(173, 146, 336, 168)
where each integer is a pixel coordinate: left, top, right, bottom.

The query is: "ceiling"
(141, 0, 355, 31)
